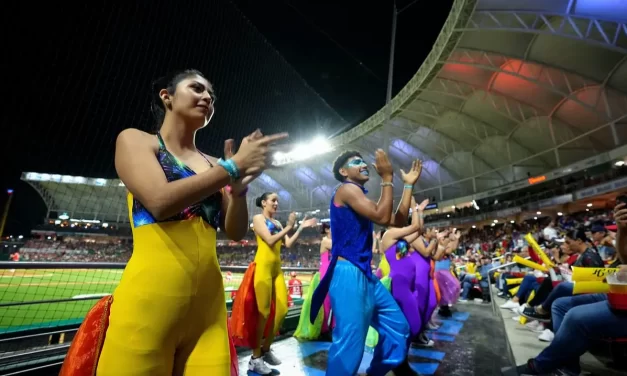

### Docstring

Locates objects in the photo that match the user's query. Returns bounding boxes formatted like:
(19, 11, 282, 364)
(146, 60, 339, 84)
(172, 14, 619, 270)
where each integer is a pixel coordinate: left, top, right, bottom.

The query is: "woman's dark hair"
(332, 150, 362, 182)
(150, 69, 212, 131)
(566, 228, 598, 252)
(255, 192, 275, 208)
(321, 223, 330, 234)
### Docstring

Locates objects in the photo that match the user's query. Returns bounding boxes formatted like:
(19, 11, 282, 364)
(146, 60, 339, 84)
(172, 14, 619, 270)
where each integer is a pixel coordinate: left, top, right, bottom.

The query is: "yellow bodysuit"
(97, 135, 229, 376)
(253, 218, 288, 336)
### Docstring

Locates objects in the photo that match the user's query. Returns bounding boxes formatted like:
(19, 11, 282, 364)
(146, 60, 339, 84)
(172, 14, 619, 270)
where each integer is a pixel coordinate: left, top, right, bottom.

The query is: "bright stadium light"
(272, 135, 333, 166)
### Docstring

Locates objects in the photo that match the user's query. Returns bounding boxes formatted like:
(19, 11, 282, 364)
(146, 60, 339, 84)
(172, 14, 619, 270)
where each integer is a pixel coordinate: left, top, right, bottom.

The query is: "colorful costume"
(434, 257, 461, 305)
(62, 133, 233, 375)
(250, 218, 288, 346)
(230, 263, 277, 348)
(319, 248, 335, 333)
(385, 241, 422, 340)
(411, 245, 436, 332)
(310, 182, 409, 376)
(293, 272, 324, 340)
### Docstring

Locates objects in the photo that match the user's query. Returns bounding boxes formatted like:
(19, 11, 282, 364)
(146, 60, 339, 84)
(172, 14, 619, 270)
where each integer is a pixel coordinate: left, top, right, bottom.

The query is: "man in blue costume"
(311, 149, 418, 376)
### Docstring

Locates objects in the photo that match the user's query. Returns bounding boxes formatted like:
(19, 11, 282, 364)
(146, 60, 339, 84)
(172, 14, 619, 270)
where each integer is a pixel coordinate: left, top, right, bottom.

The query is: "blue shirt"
(309, 182, 374, 323)
(329, 183, 373, 276)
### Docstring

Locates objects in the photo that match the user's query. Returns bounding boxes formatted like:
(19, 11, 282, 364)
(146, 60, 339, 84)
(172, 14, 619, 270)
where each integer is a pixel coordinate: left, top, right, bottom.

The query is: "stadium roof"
(264, 0, 627, 207)
(22, 0, 627, 221)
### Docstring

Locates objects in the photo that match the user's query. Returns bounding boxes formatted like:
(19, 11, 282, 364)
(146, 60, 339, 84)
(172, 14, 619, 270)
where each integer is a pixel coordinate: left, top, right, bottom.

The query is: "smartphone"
(617, 195, 627, 205)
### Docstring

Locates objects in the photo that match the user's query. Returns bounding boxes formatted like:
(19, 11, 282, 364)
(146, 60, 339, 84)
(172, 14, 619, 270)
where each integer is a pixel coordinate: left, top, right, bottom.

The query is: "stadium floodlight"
(272, 135, 334, 166)
(59, 213, 69, 220)
(557, 212, 563, 216)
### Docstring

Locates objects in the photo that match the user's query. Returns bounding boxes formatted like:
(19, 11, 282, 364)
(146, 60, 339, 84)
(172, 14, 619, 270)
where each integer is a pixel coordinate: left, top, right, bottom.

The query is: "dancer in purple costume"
(381, 198, 429, 343)
(433, 230, 462, 316)
(408, 228, 440, 346)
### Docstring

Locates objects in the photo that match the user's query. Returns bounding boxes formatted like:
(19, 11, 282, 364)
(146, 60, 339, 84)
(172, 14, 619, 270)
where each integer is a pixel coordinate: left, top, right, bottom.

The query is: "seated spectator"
(459, 255, 492, 302)
(521, 229, 604, 322)
(516, 201, 627, 375)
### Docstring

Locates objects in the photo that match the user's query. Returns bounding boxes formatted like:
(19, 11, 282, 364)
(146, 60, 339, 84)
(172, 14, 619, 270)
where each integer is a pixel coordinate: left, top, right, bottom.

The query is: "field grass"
(0, 268, 313, 334)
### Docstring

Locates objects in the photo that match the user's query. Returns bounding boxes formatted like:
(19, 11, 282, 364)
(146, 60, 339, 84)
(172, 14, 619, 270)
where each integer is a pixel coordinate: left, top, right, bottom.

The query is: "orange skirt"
(229, 262, 276, 349)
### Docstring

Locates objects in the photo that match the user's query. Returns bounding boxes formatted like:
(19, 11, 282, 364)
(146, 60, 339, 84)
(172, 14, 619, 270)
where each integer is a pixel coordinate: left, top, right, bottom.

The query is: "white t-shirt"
(543, 226, 558, 240)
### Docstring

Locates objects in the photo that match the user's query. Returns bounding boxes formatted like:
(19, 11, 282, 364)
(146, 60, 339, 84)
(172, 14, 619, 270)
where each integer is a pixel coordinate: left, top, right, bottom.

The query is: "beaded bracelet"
(380, 182, 394, 187)
(217, 158, 240, 181)
(404, 184, 413, 189)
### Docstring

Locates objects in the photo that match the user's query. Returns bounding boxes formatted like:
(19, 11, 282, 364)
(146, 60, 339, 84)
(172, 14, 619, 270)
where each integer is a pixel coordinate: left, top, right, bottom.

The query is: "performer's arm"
(390, 160, 423, 227)
(220, 187, 249, 241)
(615, 202, 627, 263)
(252, 214, 293, 247)
(336, 150, 394, 225)
(115, 128, 286, 221)
(284, 217, 317, 248)
(412, 236, 437, 258)
(381, 201, 422, 250)
(116, 129, 231, 220)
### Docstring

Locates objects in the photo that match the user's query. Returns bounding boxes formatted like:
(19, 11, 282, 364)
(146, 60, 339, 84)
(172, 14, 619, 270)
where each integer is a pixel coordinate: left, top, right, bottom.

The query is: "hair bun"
(255, 196, 264, 208)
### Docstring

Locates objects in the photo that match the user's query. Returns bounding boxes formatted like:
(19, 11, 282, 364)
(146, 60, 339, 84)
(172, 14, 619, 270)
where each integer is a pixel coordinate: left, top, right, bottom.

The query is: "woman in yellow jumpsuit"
(70, 70, 286, 376)
(247, 192, 316, 375)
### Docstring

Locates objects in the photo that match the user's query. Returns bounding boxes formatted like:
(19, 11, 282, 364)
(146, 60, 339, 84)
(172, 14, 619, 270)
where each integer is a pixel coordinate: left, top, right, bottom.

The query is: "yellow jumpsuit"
(97, 136, 229, 376)
(253, 218, 288, 338)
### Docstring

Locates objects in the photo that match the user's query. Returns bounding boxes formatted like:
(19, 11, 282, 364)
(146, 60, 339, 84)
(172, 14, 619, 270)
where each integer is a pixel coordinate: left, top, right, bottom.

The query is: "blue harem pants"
(327, 260, 410, 376)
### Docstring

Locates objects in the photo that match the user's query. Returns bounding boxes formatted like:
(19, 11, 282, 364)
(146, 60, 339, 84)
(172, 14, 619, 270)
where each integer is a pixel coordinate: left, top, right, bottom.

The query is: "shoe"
(438, 305, 452, 318)
(427, 321, 440, 330)
(512, 303, 527, 314)
(391, 359, 422, 376)
(524, 320, 545, 333)
(411, 333, 434, 348)
(500, 300, 520, 310)
(262, 349, 282, 366)
(473, 298, 483, 303)
(248, 357, 272, 375)
(458, 298, 468, 303)
(512, 315, 521, 321)
(521, 306, 551, 323)
(538, 329, 554, 342)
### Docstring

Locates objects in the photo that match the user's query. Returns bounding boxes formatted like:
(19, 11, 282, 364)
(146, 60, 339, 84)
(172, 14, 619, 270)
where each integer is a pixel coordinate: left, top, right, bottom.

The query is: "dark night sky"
(1, 0, 453, 236)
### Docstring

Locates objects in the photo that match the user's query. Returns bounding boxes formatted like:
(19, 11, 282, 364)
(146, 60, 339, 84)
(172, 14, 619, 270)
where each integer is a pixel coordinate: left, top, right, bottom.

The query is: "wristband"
(217, 158, 240, 181)
(380, 182, 394, 187)
(404, 184, 413, 189)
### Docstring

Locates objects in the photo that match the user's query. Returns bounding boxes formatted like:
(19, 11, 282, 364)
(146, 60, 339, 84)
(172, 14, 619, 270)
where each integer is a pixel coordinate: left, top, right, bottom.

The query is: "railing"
(0, 262, 317, 375)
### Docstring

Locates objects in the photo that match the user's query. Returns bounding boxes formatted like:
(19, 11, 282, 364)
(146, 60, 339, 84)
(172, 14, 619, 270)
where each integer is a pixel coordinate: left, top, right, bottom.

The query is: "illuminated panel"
(313, 185, 332, 199)
(257, 173, 282, 190)
(294, 167, 318, 185)
(278, 190, 291, 201)
(390, 140, 454, 183)
(528, 175, 547, 185)
(575, 0, 627, 21)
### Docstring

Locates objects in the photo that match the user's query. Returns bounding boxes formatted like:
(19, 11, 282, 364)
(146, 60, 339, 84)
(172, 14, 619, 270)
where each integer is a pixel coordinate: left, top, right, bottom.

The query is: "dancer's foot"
(262, 349, 282, 366)
(411, 333, 434, 348)
(426, 320, 440, 330)
(248, 356, 272, 375)
(438, 305, 452, 318)
(392, 359, 422, 376)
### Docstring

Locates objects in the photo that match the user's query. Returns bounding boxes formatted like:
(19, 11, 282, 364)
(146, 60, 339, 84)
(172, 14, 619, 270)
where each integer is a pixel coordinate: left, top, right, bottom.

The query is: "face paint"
(346, 158, 367, 168)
